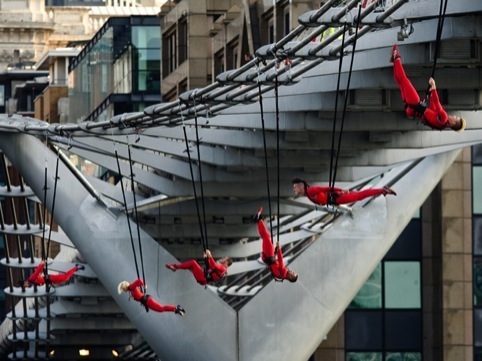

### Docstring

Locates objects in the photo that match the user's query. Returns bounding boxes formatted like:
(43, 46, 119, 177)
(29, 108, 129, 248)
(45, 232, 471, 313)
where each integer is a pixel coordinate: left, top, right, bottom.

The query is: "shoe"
(75, 264, 85, 271)
(175, 305, 186, 317)
(253, 207, 263, 222)
(166, 264, 177, 272)
(390, 44, 401, 63)
(382, 186, 397, 196)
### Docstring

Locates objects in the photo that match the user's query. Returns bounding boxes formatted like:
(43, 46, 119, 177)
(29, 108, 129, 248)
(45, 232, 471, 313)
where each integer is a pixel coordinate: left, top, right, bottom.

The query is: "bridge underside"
(0, 0, 480, 360)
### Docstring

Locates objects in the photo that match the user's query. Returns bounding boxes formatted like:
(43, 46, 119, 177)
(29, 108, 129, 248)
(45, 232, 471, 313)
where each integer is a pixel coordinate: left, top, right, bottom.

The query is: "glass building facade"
(69, 16, 161, 124)
(473, 144, 482, 361)
(345, 214, 423, 361)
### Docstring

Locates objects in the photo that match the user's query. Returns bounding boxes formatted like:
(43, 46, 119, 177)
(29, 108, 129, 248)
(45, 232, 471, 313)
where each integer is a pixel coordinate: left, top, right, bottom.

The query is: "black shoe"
(253, 207, 263, 222)
(175, 305, 186, 317)
(75, 264, 86, 271)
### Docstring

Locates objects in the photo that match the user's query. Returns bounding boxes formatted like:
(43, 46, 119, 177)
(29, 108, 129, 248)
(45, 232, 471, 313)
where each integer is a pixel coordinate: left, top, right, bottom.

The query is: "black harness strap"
(139, 294, 150, 312)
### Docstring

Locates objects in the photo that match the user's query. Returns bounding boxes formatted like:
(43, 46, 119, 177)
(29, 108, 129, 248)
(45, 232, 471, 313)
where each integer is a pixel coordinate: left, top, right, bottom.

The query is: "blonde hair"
(117, 281, 130, 294)
(456, 118, 466, 132)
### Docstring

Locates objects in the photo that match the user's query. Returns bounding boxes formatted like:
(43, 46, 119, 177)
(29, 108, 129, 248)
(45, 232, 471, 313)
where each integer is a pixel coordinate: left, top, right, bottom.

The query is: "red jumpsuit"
(393, 57, 448, 130)
(304, 185, 385, 206)
(258, 220, 289, 281)
(174, 257, 227, 286)
(28, 262, 78, 286)
(127, 279, 176, 313)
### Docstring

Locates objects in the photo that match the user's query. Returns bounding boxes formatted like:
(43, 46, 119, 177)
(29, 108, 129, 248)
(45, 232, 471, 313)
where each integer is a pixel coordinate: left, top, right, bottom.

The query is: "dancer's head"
(286, 269, 298, 283)
(117, 281, 130, 294)
(448, 116, 466, 132)
(292, 178, 309, 196)
(219, 257, 233, 268)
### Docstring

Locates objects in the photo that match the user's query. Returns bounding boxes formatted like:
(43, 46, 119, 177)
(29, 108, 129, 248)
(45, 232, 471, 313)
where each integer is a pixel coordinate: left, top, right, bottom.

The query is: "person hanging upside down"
(117, 278, 185, 316)
(21, 260, 85, 288)
(390, 44, 466, 132)
(166, 250, 233, 286)
(254, 207, 298, 283)
(292, 178, 396, 207)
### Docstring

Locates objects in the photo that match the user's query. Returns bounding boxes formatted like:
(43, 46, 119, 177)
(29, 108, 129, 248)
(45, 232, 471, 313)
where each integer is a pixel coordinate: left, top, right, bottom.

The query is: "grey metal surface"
(238, 150, 460, 361)
(0, 133, 238, 361)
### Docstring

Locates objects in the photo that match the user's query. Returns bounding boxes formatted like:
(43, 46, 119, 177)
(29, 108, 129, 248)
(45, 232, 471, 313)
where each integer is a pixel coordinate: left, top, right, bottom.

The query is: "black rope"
(127, 143, 147, 288)
(40, 164, 48, 263)
(274, 63, 281, 245)
(113, 144, 141, 282)
(256, 63, 275, 243)
(328, 23, 348, 191)
(180, 111, 208, 253)
(332, 6, 362, 188)
(46, 147, 60, 260)
(193, 112, 209, 251)
(425, 0, 448, 98)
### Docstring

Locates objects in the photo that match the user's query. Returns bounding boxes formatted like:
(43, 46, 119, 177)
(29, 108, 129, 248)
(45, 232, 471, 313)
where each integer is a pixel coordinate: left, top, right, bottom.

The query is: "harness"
(262, 254, 284, 282)
(405, 102, 427, 120)
(327, 191, 339, 205)
(204, 266, 227, 286)
(139, 294, 151, 313)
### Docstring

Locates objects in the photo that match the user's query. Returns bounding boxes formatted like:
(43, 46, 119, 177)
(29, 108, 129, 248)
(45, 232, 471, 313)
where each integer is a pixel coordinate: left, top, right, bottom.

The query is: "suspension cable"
(179, 103, 208, 253)
(126, 139, 147, 287)
(425, 0, 448, 98)
(328, 23, 348, 191)
(111, 126, 142, 283)
(332, 6, 362, 188)
(256, 59, 275, 242)
(192, 97, 209, 250)
(45, 145, 61, 261)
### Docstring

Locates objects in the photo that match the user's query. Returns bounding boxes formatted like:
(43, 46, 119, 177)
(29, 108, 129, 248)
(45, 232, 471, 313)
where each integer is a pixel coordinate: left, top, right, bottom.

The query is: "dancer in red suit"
(117, 278, 185, 316)
(254, 207, 298, 283)
(390, 44, 466, 131)
(166, 250, 233, 286)
(22, 260, 84, 288)
(292, 178, 396, 206)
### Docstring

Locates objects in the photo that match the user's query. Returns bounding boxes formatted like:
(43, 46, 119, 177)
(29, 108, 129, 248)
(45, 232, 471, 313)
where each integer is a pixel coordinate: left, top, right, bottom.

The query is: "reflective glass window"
(385, 352, 421, 361)
(385, 311, 422, 350)
(385, 220, 421, 260)
(474, 167, 482, 214)
(475, 308, 482, 347)
(475, 258, 482, 306)
(346, 352, 382, 361)
(473, 144, 482, 165)
(350, 263, 382, 309)
(475, 217, 482, 256)
(475, 348, 482, 361)
(384, 262, 421, 308)
(345, 311, 383, 350)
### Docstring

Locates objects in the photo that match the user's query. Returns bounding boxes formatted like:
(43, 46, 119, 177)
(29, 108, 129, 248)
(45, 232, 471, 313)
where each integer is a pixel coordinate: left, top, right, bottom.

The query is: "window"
(346, 352, 382, 361)
(349, 264, 382, 309)
(475, 309, 482, 347)
(268, 19, 274, 44)
(345, 311, 383, 350)
(178, 18, 188, 64)
(474, 167, 482, 214)
(473, 145, 482, 361)
(283, 7, 290, 36)
(214, 50, 224, 78)
(226, 38, 239, 71)
(162, 28, 177, 77)
(384, 262, 421, 309)
(346, 217, 423, 360)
